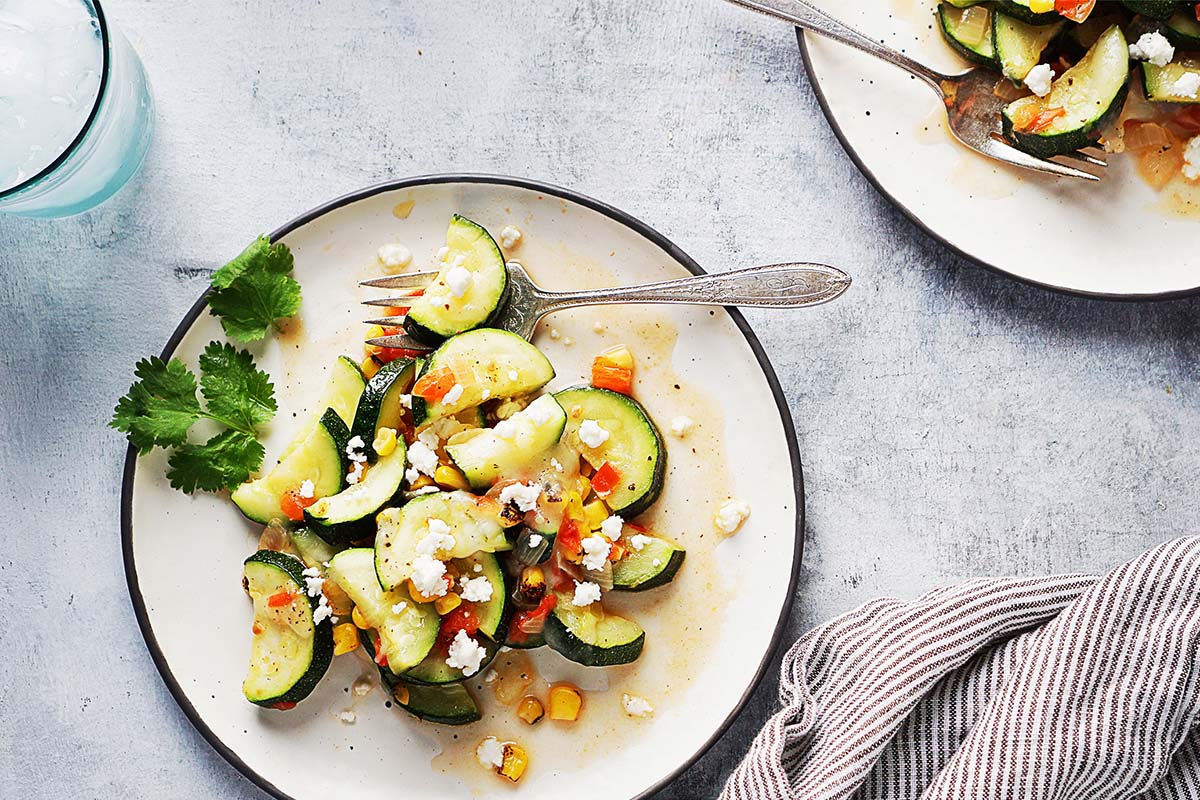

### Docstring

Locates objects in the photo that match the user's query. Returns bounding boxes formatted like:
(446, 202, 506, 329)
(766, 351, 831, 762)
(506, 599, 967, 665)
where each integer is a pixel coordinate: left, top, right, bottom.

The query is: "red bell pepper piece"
(590, 461, 621, 496)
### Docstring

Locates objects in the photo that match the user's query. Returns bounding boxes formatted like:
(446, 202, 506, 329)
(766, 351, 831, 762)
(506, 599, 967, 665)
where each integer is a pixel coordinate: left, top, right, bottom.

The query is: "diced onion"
(1137, 141, 1184, 189)
(1124, 120, 1174, 153)
(958, 6, 991, 47)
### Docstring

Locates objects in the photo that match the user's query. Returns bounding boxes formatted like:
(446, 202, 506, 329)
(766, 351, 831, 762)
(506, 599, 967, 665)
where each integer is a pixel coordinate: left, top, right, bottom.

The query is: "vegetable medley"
(938, 0, 1200, 183)
(232, 216, 687, 783)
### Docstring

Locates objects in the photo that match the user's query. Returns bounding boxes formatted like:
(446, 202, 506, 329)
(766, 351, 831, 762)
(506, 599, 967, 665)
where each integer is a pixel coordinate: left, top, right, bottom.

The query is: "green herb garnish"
(207, 235, 302, 342)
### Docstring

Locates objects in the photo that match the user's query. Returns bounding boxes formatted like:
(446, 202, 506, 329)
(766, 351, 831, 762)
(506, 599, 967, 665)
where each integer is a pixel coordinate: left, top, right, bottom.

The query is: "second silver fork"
(362, 261, 851, 351)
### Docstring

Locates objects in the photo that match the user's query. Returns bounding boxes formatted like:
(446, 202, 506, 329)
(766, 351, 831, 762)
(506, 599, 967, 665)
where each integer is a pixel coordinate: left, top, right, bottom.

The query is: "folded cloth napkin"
(722, 537, 1200, 800)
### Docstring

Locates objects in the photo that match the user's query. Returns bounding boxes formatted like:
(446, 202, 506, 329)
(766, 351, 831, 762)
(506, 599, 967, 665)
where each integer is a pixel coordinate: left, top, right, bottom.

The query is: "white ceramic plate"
(122, 176, 803, 800)
(799, 2, 1200, 298)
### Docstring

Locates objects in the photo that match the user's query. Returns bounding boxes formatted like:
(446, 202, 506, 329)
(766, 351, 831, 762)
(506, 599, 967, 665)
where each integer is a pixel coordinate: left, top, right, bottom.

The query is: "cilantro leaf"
(198, 341, 277, 432)
(110, 357, 202, 454)
(166, 429, 264, 493)
(210, 235, 294, 289)
(208, 236, 301, 342)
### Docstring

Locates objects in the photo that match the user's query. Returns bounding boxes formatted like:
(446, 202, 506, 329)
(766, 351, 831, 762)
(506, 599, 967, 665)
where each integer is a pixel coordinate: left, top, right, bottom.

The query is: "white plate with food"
(796, 0, 1200, 298)
(119, 176, 803, 799)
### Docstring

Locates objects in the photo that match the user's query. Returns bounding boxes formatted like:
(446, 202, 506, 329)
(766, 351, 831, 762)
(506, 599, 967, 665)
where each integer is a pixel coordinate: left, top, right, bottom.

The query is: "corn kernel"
(373, 427, 397, 457)
(564, 491, 585, 524)
(583, 499, 609, 530)
(498, 743, 529, 782)
(332, 623, 359, 655)
(517, 696, 544, 725)
(392, 684, 410, 705)
(351, 606, 370, 630)
(409, 474, 434, 491)
(548, 683, 583, 721)
(577, 474, 593, 500)
(434, 592, 462, 615)
(517, 566, 546, 605)
(434, 464, 471, 491)
(1029, 0, 1054, 12)
(407, 578, 442, 604)
(598, 344, 634, 369)
(364, 325, 385, 356)
(361, 355, 382, 379)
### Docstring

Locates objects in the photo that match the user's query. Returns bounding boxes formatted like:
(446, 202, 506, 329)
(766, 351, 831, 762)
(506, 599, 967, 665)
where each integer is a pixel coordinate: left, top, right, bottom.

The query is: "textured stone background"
(3, 1, 1199, 797)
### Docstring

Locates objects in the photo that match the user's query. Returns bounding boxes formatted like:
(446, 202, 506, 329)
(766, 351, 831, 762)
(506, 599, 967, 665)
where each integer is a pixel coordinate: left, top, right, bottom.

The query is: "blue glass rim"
(0, 0, 112, 202)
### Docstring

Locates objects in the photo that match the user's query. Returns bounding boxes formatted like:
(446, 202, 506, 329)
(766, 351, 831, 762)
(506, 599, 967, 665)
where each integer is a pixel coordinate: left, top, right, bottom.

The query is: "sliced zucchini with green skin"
(1122, 0, 1179, 20)
(1164, 9, 1200, 50)
(291, 527, 344, 568)
(413, 329, 555, 424)
(1003, 25, 1130, 158)
(404, 215, 509, 344)
(993, 10, 1065, 82)
(276, 358, 364, 466)
(461, 552, 509, 639)
(554, 386, 665, 518)
(613, 534, 686, 592)
(938, 3, 996, 65)
(349, 358, 418, 462)
(326, 548, 439, 674)
(505, 630, 546, 649)
(445, 395, 566, 490)
(404, 632, 501, 685)
(945, 0, 986, 6)
(242, 550, 333, 707)
(544, 596, 645, 667)
(1062, 10, 1129, 57)
(374, 491, 512, 590)
(997, 0, 1059, 25)
(360, 632, 482, 724)
(232, 408, 349, 525)
(304, 438, 408, 543)
(1144, 59, 1200, 101)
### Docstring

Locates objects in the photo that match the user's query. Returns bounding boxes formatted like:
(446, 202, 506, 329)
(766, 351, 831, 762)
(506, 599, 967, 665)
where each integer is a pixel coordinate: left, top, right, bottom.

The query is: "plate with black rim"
(797, 1, 1200, 299)
(121, 175, 803, 799)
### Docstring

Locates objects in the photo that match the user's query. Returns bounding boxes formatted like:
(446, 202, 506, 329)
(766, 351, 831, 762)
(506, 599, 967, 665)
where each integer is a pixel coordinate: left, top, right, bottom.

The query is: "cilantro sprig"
(111, 236, 301, 494)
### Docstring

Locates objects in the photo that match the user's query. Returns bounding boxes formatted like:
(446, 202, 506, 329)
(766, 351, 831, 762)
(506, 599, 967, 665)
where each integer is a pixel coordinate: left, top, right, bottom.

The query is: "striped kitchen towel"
(722, 537, 1200, 800)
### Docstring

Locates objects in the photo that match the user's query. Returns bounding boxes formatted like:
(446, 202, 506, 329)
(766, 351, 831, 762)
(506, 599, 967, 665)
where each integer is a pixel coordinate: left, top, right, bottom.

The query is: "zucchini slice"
(290, 527, 343, 568)
(349, 358, 418, 462)
(374, 491, 512, 590)
(445, 395, 566, 490)
(413, 329, 555, 423)
(993, 10, 1065, 82)
(554, 386, 665, 518)
(304, 437, 408, 543)
(613, 533, 686, 592)
(326, 548, 439, 673)
(360, 632, 483, 724)
(404, 215, 509, 343)
(1122, 0, 1178, 20)
(461, 551, 509, 639)
(242, 550, 334, 707)
(1164, 9, 1200, 50)
(944, 0, 986, 6)
(997, 0, 1059, 25)
(544, 596, 645, 667)
(938, 3, 996, 65)
(231, 408, 349, 525)
(1003, 25, 1130, 158)
(1143, 59, 1200, 102)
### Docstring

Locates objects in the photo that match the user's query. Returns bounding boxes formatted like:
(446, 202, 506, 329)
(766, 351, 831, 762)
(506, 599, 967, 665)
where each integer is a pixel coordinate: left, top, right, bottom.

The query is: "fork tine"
(365, 332, 434, 351)
(363, 316, 407, 326)
(980, 137, 1101, 182)
(359, 270, 439, 289)
(363, 296, 424, 307)
(1058, 150, 1107, 168)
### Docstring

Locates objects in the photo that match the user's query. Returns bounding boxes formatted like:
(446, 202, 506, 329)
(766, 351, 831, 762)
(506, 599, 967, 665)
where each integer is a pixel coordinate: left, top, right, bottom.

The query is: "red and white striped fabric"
(721, 537, 1200, 800)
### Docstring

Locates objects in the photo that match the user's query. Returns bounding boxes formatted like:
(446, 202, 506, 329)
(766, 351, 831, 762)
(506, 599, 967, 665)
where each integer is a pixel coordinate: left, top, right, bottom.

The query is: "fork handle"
(538, 263, 850, 312)
(725, 0, 947, 90)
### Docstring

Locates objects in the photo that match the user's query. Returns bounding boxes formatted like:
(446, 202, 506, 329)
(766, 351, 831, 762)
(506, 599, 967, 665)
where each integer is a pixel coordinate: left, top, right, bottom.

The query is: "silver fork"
(727, 0, 1106, 181)
(361, 261, 851, 351)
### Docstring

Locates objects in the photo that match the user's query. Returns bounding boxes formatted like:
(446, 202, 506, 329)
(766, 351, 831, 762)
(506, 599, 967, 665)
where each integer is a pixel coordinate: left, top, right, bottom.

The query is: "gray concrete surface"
(3, 1, 1199, 797)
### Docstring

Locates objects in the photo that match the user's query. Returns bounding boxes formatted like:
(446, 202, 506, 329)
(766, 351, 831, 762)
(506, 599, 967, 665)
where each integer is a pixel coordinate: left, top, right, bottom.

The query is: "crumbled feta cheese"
(507, 369, 519, 381)
(399, 393, 413, 410)
(1172, 72, 1200, 99)
(442, 383, 464, 405)
(548, 327, 561, 340)
(1023, 63, 1053, 98)
(345, 435, 367, 463)
(391, 601, 408, 614)
(346, 460, 364, 485)
(473, 563, 483, 572)
(1130, 31, 1174, 67)
(527, 533, 544, 548)
(405, 466, 420, 485)
(298, 479, 315, 499)
(301, 567, 325, 597)
(499, 481, 541, 512)
(407, 440, 440, 476)
(417, 429, 440, 449)
(436, 246, 450, 262)
(593, 321, 605, 333)
(377, 243, 412, 271)
(1185, 136, 1200, 180)
(580, 535, 611, 571)
(446, 629, 488, 676)
(493, 417, 519, 439)
(339, 709, 357, 724)
(445, 265, 473, 299)
(622, 693, 654, 718)
(413, 486, 442, 495)
(572, 580, 602, 606)
(460, 575, 494, 603)
(578, 419, 610, 448)
(416, 523, 455, 557)
(498, 225, 522, 249)
(714, 499, 751, 534)
(652, 558, 661, 567)
(525, 398, 556, 426)
(550, 458, 564, 472)
(410, 554, 449, 597)
(600, 515, 624, 541)
(628, 533, 651, 551)
(669, 416, 695, 438)
(563, 336, 574, 346)
(477, 736, 505, 768)
(312, 594, 333, 624)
